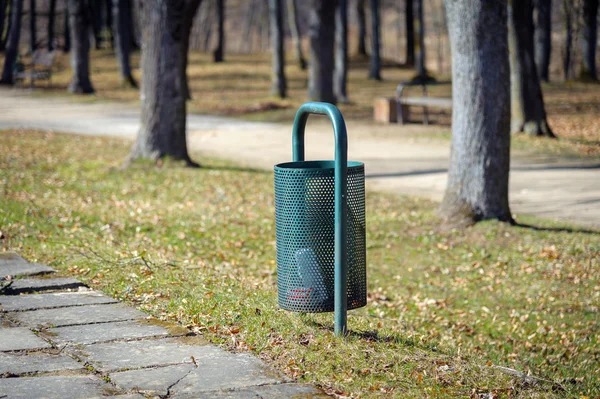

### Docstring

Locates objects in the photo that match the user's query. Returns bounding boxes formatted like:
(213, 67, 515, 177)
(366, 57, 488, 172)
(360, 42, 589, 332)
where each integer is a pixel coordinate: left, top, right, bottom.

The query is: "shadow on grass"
(515, 222, 599, 235)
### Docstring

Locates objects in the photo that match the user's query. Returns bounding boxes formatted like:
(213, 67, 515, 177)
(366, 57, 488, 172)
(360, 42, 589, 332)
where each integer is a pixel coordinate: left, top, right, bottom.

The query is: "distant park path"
(1, 87, 599, 230)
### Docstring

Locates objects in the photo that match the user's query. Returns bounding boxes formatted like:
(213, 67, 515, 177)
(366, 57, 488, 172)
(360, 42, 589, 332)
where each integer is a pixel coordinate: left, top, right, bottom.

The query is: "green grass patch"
(1, 130, 599, 398)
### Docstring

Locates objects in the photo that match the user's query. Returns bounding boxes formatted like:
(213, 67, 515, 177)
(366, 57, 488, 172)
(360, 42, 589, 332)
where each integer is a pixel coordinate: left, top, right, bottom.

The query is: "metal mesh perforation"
(274, 160, 367, 313)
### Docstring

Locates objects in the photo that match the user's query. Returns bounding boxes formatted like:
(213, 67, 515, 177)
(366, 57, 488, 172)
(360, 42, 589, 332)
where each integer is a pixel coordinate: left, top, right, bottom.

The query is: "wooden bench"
(396, 81, 452, 125)
(15, 50, 57, 88)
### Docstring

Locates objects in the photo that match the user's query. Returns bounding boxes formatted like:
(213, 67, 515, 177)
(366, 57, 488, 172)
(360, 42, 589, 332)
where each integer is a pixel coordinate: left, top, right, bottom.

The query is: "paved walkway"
(1, 88, 599, 229)
(0, 252, 326, 399)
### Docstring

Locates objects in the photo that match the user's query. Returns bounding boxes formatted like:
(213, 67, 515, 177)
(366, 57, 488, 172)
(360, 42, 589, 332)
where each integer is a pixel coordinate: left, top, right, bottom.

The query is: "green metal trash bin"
(274, 102, 367, 336)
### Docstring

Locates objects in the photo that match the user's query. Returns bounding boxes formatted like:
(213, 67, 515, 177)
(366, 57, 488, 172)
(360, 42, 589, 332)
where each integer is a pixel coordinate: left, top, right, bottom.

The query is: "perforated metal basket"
(274, 160, 367, 313)
(273, 103, 367, 335)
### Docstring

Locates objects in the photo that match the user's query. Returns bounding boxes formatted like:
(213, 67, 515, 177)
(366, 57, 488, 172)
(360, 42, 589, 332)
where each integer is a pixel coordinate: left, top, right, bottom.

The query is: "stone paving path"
(0, 252, 326, 399)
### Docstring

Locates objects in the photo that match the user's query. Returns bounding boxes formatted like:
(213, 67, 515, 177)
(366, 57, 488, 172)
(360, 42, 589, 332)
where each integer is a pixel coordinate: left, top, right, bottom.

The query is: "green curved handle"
(291, 102, 348, 337)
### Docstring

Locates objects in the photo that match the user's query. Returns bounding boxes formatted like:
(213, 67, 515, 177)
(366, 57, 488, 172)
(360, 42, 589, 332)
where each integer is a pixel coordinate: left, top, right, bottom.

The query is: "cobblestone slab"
(0, 252, 27, 264)
(0, 263, 55, 280)
(5, 278, 85, 294)
(83, 338, 222, 372)
(0, 352, 83, 375)
(109, 352, 281, 396)
(9, 304, 146, 329)
(0, 327, 51, 351)
(174, 384, 329, 399)
(49, 320, 170, 345)
(0, 375, 117, 399)
(0, 291, 118, 312)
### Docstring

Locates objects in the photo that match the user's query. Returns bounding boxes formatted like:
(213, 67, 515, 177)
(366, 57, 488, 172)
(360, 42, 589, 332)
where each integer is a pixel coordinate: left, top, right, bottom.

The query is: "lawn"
(1, 130, 598, 398)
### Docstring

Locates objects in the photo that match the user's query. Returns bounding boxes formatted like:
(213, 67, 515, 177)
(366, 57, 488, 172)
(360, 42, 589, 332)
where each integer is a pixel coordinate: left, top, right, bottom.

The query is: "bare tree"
(580, 0, 598, 80)
(113, 0, 137, 87)
(67, 0, 94, 93)
(128, 0, 203, 166)
(508, 0, 554, 136)
(356, 0, 366, 56)
(405, 0, 415, 66)
(213, 0, 224, 62)
(63, 1, 70, 52)
(0, 0, 23, 84)
(368, 0, 381, 80)
(534, 0, 552, 81)
(269, 0, 286, 97)
(415, 0, 427, 76)
(440, 0, 513, 225)
(334, 0, 348, 102)
(48, 0, 56, 50)
(287, 0, 306, 69)
(29, 0, 35, 53)
(308, 0, 337, 103)
(562, 0, 573, 80)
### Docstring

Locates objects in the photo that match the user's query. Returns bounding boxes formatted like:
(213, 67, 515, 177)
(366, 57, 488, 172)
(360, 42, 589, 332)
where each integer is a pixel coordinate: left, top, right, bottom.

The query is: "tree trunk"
(533, 0, 551, 81)
(90, 1, 103, 49)
(368, 0, 381, 80)
(0, 0, 6, 52)
(405, 0, 415, 66)
(415, 0, 426, 76)
(105, 0, 114, 48)
(47, 0, 56, 50)
(308, 0, 337, 103)
(67, 0, 94, 93)
(213, 0, 224, 62)
(269, 0, 286, 97)
(440, 0, 513, 225)
(63, 2, 70, 52)
(112, 0, 137, 87)
(334, 0, 348, 102)
(356, 0, 366, 56)
(562, 0, 572, 80)
(580, 0, 598, 81)
(287, 0, 306, 69)
(129, 0, 201, 166)
(0, 0, 23, 84)
(29, 0, 35, 53)
(508, 0, 554, 137)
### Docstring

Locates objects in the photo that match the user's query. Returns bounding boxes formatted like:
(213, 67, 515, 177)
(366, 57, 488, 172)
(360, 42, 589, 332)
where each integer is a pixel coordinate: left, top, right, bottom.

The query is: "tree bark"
(287, 0, 306, 69)
(89, 0, 102, 49)
(269, 0, 286, 97)
(63, 1, 70, 52)
(129, 0, 201, 166)
(508, 0, 554, 137)
(0, 0, 6, 52)
(334, 0, 348, 102)
(0, 0, 23, 84)
(405, 0, 415, 66)
(213, 0, 224, 62)
(308, 0, 337, 103)
(67, 0, 94, 93)
(105, 0, 114, 49)
(440, 0, 513, 225)
(47, 0, 56, 50)
(580, 0, 598, 81)
(415, 0, 426, 76)
(112, 0, 137, 87)
(368, 0, 381, 80)
(533, 0, 551, 81)
(29, 0, 35, 53)
(356, 0, 366, 56)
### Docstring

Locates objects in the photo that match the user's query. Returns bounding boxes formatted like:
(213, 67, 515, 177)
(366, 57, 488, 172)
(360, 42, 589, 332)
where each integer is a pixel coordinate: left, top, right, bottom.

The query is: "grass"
(1, 130, 599, 398)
